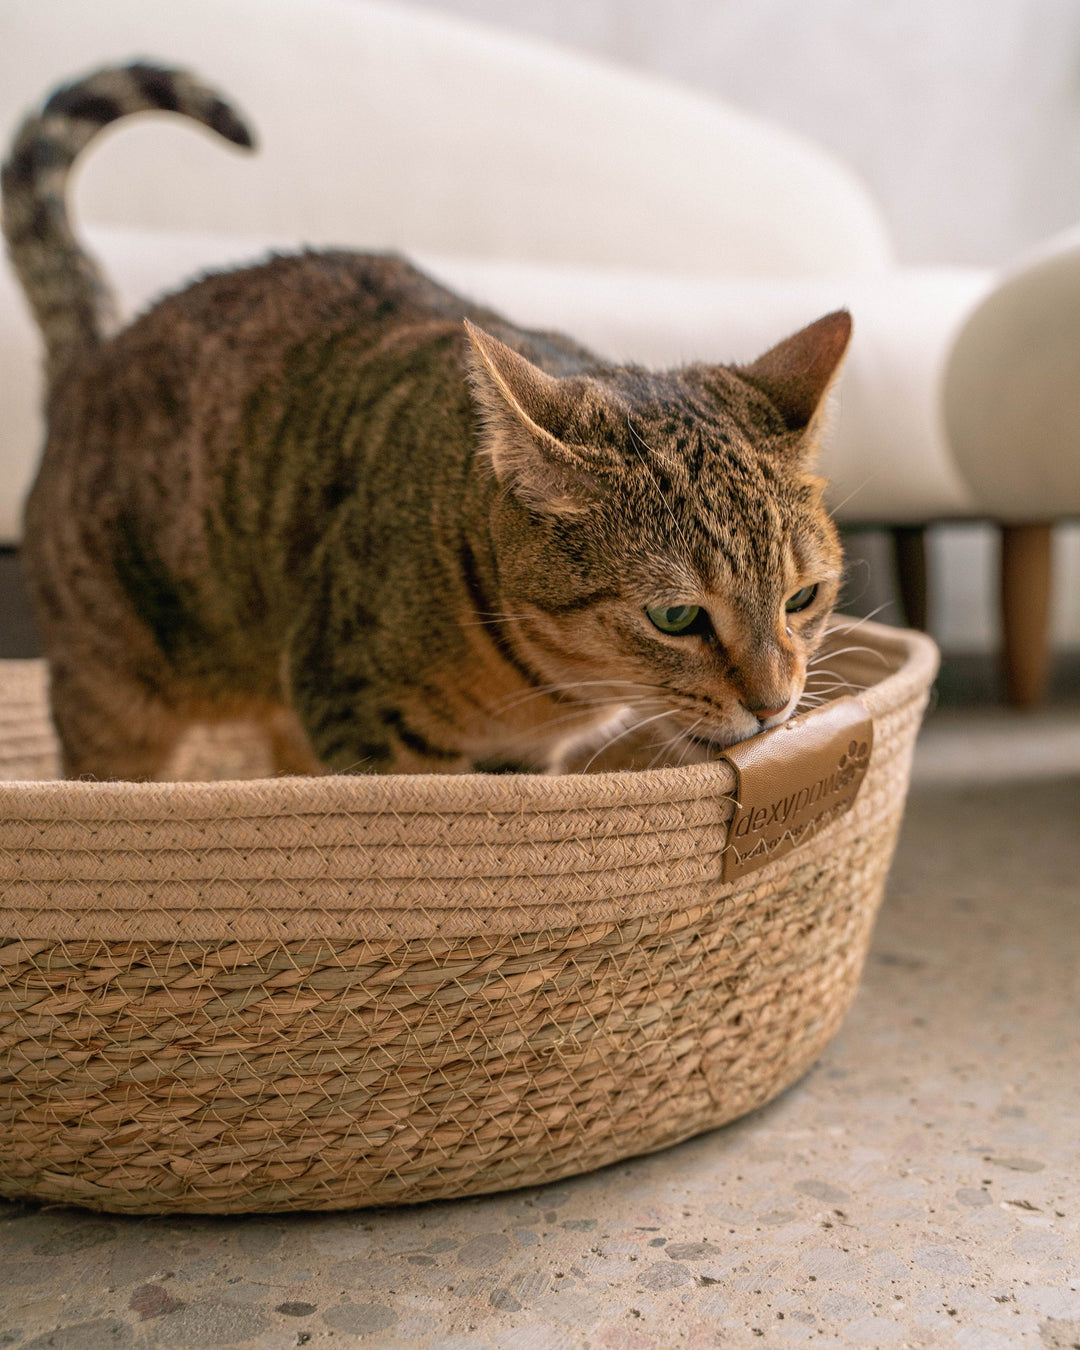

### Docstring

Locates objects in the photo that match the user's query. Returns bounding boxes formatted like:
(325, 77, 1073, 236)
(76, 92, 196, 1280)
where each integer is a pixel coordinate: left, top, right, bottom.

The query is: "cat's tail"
(1, 63, 254, 387)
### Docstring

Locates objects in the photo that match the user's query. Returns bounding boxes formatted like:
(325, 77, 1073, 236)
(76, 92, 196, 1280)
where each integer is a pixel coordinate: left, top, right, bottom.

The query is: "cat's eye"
(785, 585, 818, 613)
(646, 604, 703, 634)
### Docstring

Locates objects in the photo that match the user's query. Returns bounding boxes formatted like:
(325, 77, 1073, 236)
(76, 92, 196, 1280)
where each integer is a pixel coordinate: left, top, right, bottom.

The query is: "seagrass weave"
(0, 620, 937, 1214)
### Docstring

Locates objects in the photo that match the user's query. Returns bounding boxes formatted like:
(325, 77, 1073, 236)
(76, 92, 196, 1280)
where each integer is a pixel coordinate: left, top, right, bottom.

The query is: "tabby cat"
(2, 64, 851, 779)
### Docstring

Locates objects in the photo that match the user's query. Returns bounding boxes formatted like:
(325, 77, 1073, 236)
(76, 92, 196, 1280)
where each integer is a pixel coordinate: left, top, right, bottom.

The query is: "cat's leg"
(284, 645, 472, 774)
(283, 612, 402, 773)
(50, 662, 319, 780)
(47, 656, 191, 781)
(24, 517, 196, 778)
(263, 706, 324, 776)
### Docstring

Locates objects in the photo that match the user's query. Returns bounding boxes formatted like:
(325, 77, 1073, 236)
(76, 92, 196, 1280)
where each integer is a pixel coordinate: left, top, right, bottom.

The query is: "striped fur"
(1, 63, 252, 385)
(7, 64, 851, 780)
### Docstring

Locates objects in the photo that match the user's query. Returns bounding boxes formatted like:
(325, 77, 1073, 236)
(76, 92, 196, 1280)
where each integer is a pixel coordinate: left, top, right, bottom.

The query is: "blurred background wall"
(412, 0, 1080, 267)
(404, 0, 1080, 652)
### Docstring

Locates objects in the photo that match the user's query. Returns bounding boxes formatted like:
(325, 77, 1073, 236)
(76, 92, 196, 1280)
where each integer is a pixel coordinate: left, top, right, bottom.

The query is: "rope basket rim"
(0, 618, 936, 806)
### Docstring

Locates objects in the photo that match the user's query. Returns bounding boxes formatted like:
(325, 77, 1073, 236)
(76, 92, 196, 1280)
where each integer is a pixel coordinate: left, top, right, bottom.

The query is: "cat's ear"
(463, 320, 603, 515)
(737, 310, 853, 435)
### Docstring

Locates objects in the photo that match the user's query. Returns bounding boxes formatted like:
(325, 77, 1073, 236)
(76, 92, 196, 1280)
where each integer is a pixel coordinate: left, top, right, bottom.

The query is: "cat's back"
(32, 253, 471, 531)
(70, 250, 476, 404)
(43, 249, 593, 461)
(150, 249, 478, 339)
(28, 248, 598, 642)
(27, 253, 478, 611)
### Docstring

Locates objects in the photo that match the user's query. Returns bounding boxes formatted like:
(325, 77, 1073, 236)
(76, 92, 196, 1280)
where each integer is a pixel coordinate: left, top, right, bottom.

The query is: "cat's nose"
(744, 701, 789, 723)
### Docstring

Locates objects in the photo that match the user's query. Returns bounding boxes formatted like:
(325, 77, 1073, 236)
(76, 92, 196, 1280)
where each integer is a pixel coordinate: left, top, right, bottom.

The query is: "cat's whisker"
(822, 603, 893, 636)
(527, 694, 660, 723)
(809, 643, 889, 667)
(815, 643, 884, 659)
(625, 725, 678, 763)
(646, 737, 683, 770)
(493, 690, 639, 721)
(802, 678, 864, 694)
(491, 677, 668, 714)
(674, 729, 707, 769)
(811, 644, 883, 666)
(333, 757, 380, 775)
(828, 474, 879, 516)
(803, 664, 852, 679)
(494, 696, 663, 747)
(645, 730, 686, 771)
(802, 663, 871, 686)
(800, 686, 870, 706)
(649, 716, 708, 770)
(580, 707, 677, 773)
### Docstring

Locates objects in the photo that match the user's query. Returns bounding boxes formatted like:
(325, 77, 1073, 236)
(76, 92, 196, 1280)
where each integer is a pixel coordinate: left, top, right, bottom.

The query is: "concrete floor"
(1, 691, 1079, 1350)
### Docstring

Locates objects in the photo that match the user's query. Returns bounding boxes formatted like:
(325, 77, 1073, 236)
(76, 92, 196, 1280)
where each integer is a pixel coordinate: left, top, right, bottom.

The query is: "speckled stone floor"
(2, 697, 1079, 1350)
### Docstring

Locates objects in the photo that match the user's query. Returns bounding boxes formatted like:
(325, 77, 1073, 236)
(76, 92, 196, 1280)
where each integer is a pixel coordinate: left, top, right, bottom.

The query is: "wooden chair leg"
(1000, 522, 1053, 707)
(891, 525, 928, 630)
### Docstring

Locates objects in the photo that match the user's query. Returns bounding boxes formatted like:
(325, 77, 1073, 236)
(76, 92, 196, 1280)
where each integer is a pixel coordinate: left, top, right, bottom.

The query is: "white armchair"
(2, 0, 1076, 701)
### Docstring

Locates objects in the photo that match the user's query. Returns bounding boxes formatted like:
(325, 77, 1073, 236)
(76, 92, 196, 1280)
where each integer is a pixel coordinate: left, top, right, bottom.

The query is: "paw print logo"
(837, 737, 871, 786)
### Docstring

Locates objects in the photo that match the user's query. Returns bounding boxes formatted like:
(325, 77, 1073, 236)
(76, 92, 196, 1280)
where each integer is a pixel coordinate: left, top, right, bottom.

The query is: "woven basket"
(0, 620, 937, 1215)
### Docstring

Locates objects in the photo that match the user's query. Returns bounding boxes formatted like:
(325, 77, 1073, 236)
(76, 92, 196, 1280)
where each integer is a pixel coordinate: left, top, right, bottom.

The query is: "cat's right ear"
(736, 309, 853, 437)
(463, 320, 603, 515)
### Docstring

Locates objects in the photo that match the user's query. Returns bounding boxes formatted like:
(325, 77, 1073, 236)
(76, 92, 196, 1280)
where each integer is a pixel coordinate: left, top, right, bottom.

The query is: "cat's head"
(465, 311, 851, 755)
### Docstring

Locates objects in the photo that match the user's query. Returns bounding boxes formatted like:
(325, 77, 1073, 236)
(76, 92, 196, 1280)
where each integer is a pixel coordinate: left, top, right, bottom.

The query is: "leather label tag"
(720, 697, 873, 882)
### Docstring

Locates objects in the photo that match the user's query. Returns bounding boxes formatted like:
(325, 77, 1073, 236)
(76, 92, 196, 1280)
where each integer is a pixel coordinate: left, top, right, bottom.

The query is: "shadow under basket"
(0, 620, 938, 1215)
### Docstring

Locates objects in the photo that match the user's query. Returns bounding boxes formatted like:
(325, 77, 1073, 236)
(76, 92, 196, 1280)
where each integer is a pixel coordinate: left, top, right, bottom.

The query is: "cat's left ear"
(464, 320, 607, 514)
(736, 309, 853, 438)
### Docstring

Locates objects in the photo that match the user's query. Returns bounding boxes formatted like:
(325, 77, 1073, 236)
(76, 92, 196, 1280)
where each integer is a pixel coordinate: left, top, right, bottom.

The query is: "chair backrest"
(1, 0, 893, 278)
